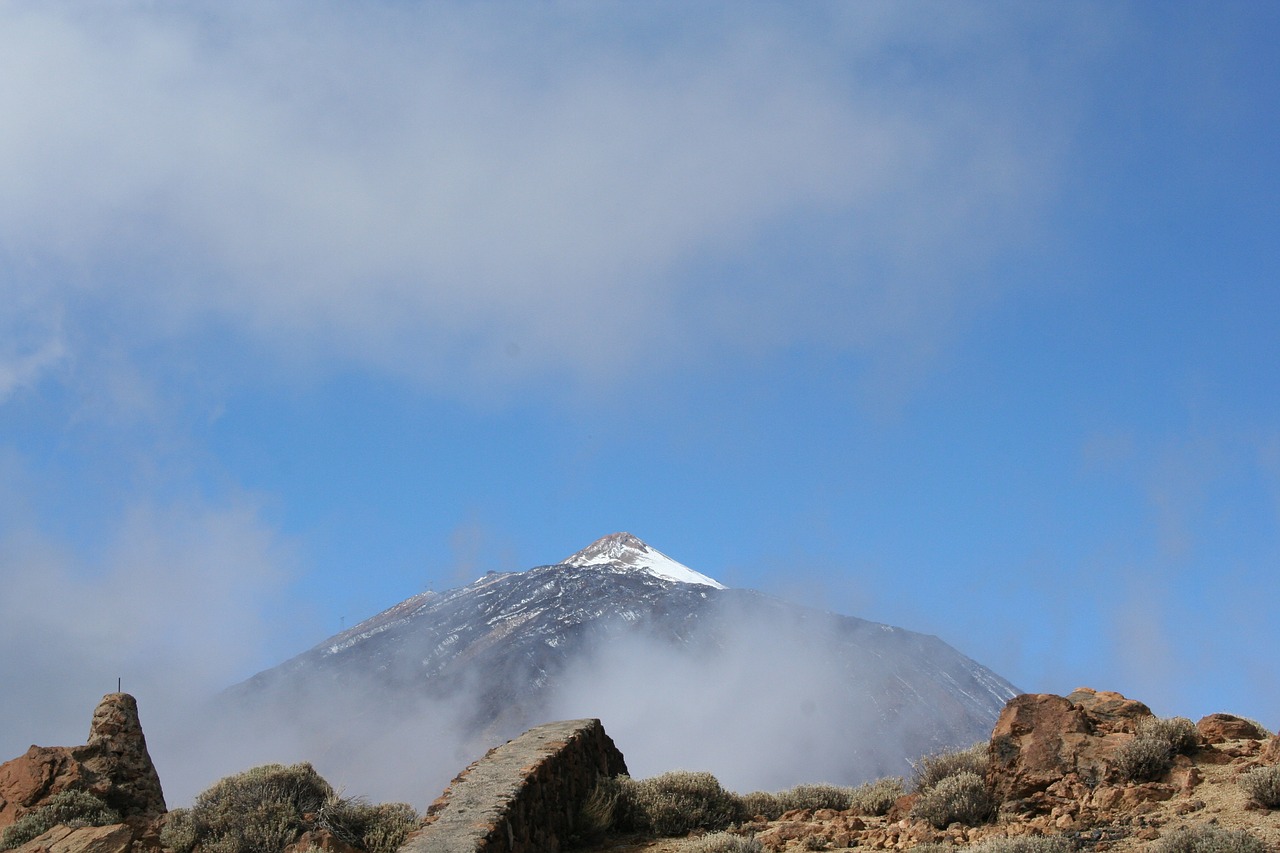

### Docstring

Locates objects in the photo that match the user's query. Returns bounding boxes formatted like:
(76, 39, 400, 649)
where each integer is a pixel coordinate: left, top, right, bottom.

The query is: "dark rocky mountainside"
(228, 533, 1018, 790)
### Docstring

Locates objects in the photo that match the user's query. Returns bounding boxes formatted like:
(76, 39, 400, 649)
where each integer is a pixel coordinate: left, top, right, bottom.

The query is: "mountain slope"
(229, 533, 1018, 796)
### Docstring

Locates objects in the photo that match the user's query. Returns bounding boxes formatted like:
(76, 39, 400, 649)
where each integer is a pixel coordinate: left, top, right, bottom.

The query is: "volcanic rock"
(987, 689, 1154, 806)
(7, 822, 134, 853)
(1195, 713, 1268, 744)
(0, 694, 165, 829)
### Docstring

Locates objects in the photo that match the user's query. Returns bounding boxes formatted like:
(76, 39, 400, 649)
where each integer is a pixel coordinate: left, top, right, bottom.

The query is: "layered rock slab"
(401, 719, 626, 853)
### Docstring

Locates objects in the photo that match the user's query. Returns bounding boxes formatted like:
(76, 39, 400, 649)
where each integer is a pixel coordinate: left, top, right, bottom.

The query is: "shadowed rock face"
(0, 693, 165, 828)
(402, 719, 627, 853)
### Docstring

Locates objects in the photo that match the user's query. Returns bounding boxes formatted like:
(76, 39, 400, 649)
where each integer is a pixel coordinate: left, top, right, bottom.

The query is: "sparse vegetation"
(160, 762, 417, 853)
(1152, 825, 1269, 853)
(611, 771, 741, 837)
(909, 770, 995, 828)
(775, 783, 853, 812)
(0, 790, 121, 851)
(912, 743, 988, 793)
(847, 776, 903, 816)
(685, 831, 763, 853)
(1112, 716, 1200, 784)
(913, 839, 1074, 853)
(1138, 716, 1200, 755)
(1239, 765, 1280, 808)
(738, 790, 784, 820)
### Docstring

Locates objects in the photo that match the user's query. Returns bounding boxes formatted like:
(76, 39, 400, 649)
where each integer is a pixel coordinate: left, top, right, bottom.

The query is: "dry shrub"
(1239, 765, 1280, 808)
(685, 831, 763, 853)
(1111, 734, 1173, 783)
(848, 777, 903, 816)
(909, 771, 994, 829)
(912, 743, 988, 793)
(0, 790, 121, 851)
(1152, 825, 1269, 853)
(738, 791, 783, 821)
(167, 762, 417, 853)
(614, 772, 741, 837)
(775, 783, 853, 812)
(573, 779, 621, 842)
(967, 838, 1073, 853)
(1137, 716, 1199, 755)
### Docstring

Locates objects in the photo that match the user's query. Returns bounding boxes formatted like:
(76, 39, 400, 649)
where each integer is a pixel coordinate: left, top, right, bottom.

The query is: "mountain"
(225, 533, 1018, 799)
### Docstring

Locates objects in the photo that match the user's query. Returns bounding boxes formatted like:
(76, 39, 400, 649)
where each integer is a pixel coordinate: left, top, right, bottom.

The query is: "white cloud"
(0, 2, 1086, 398)
(0, 487, 297, 793)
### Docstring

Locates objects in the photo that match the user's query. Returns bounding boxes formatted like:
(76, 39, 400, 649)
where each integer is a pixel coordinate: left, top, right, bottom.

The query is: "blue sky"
(1, 1, 1279, 764)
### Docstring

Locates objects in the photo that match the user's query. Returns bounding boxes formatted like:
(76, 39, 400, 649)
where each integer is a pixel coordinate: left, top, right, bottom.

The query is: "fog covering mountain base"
(223, 533, 1017, 803)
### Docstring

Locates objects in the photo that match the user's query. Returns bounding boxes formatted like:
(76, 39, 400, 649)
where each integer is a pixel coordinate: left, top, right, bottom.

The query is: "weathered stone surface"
(74, 694, 165, 819)
(1064, 687, 1153, 734)
(1264, 735, 1280, 765)
(401, 718, 626, 853)
(9, 823, 133, 853)
(0, 694, 165, 829)
(988, 689, 1154, 805)
(1196, 713, 1268, 744)
(0, 747, 89, 827)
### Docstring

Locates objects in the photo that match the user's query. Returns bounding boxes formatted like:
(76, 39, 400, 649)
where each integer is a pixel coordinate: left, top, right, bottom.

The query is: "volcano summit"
(228, 533, 1017, 797)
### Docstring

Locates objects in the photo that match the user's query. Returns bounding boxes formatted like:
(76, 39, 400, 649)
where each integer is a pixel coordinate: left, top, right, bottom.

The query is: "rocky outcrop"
(1196, 713, 1268, 744)
(400, 719, 627, 853)
(0, 694, 165, 829)
(7, 823, 134, 853)
(987, 688, 1153, 807)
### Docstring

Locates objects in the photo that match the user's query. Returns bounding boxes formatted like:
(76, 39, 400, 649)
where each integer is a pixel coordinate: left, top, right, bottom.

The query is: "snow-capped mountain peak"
(559, 532, 727, 589)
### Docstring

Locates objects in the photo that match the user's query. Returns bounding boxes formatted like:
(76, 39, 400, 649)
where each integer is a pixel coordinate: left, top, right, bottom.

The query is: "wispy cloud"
(0, 3, 1087, 403)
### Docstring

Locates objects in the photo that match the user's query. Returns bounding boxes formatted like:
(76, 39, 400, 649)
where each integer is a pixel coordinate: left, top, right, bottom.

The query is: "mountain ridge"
(226, 533, 1019, 797)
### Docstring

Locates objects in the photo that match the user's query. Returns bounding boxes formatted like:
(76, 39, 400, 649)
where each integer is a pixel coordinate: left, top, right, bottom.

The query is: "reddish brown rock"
(1263, 735, 1280, 765)
(1196, 714, 1268, 744)
(0, 747, 90, 827)
(1065, 688, 1153, 734)
(9, 823, 133, 853)
(0, 694, 165, 830)
(988, 690, 1157, 806)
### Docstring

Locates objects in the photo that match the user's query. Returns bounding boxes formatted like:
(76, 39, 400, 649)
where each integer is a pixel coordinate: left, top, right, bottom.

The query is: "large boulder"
(7, 822, 134, 853)
(987, 688, 1153, 806)
(0, 694, 165, 829)
(1196, 714, 1268, 744)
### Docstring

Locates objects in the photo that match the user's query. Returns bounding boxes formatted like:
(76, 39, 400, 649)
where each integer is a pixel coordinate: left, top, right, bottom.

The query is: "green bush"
(613, 772, 742, 837)
(775, 783, 853, 812)
(1151, 825, 1269, 853)
(1239, 764, 1280, 808)
(686, 831, 764, 853)
(0, 790, 121, 851)
(909, 771, 994, 829)
(167, 763, 418, 853)
(912, 743, 988, 793)
(848, 777, 903, 816)
(1137, 716, 1200, 755)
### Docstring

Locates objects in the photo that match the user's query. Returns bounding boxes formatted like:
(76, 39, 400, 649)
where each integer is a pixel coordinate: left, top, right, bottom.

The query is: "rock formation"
(0, 693, 165, 836)
(402, 718, 627, 853)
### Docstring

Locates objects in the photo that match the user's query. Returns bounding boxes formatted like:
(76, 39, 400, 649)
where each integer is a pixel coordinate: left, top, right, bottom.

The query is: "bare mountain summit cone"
(559, 531, 726, 589)
(230, 532, 1018, 798)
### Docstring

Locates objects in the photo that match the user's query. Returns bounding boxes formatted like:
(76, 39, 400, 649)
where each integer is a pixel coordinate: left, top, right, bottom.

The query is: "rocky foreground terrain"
(2, 687, 1279, 852)
(586, 688, 1280, 852)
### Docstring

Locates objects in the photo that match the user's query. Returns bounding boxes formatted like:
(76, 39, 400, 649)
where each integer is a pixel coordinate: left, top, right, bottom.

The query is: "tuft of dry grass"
(912, 743, 988, 793)
(909, 770, 994, 829)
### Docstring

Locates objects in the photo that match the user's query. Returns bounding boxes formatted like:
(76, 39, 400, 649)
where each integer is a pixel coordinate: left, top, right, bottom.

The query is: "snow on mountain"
(225, 532, 1019, 800)
(559, 531, 727, 589)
